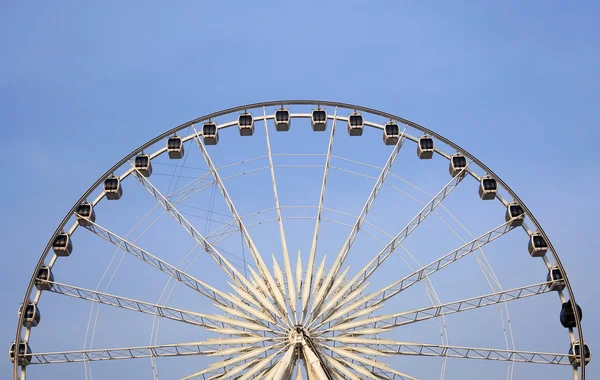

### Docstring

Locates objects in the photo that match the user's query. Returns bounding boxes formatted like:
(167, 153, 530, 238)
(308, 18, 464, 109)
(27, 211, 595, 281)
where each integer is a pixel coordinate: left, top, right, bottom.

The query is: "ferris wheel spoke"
(326, 281, 553, 332)
(255, 362, 279, 380)
(301, 341, 331, 380)
(261, 363, 281, 380)
(321, 350, 405, 380)
(41, 280, 274, 333)
(321, 220, 517, 327)
(191, 344, 281, 379)
(131, 167, 290, 328)
(263, 107, 297, 322)
(131, 168, 246, 286)
(310, 126, 408, 317)
(27, 338, 275, 364)
(80, 221, 274, 327)
(224, 352, 281, 380)
(321, 344, 417, 380)
(192, 127, 290, 323)
(272, 344, 296, 379)
(302, 107, 338, 323)
(179, 365, 226, 380)
(313, 164, 470, 324)
(329, 339, 571, 365)
(236, 347, 287, 380)
(320, 353, 362, 380)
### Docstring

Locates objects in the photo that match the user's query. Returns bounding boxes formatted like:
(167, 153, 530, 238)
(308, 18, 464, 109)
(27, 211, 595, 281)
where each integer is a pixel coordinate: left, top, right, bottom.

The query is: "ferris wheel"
(11, 100, 590, 379)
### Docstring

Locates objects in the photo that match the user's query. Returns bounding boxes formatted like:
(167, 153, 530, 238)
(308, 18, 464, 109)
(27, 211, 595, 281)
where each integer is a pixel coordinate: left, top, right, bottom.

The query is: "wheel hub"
(289, 325, 310, 347)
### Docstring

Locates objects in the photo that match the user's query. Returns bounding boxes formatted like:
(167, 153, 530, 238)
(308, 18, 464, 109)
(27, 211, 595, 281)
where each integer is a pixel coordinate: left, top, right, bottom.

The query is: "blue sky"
(0, 1, 598, 379)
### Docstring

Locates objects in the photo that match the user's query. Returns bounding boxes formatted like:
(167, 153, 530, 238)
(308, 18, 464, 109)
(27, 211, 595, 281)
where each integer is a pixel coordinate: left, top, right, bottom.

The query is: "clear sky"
(0, 1, 598, 379)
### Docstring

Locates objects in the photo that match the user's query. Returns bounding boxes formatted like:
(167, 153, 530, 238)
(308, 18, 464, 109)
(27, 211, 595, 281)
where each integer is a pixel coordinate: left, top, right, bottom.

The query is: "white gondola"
(547, 265, 565, 291)
(449, 153, 467, 177)
(347, 112, 364, 136)
(103, 175, 122, 200)
(274, 108, 291, 132)
(18, 302, 41, 328)
(505, 201, 525, 226)
(311, 107, 327, 131)
(9, 342, 32, 366)
(569, 341, 591, 368)
(203, 122, 219, 145)
(35, 266, 54, 291)
(417, 135, 434, 159)
(528, 232, 548, 257)
(238, 112, 254, 136)
(52, 232, 72, 257)
(479, 176, 497, 200)
(560, 300, 582, 328)
(134, 153, 152, 177)
(75, 201, 95, 226)
(167, 135, 184, 159)
(383, 121, 400, 145)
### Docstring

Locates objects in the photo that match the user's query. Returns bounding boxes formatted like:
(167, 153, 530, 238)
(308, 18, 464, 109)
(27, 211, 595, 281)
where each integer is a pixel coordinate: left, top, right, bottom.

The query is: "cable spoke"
(29, 338, 276, 364)
(310, 126, 408, 317)
(167, 172, 214, 202)
(302, 107, 338, 322)
(43, 280, 274, 332)
(263, 107, 297, 322)
(192, 127, 290, 323)
(312, 164, 470, 324)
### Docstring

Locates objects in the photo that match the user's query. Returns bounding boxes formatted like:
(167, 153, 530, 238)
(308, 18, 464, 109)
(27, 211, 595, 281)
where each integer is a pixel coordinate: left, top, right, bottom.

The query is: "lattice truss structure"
(12, 102, 589, 380)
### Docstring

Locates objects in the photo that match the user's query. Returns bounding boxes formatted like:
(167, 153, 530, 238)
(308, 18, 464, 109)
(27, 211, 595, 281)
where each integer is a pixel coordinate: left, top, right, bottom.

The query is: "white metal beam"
(302, 341, 330, 380)
(192, 128, 290, 324)
(328, 341, 571, 365)
(180, 355, 260, 380)
(263, 107, 297, 323)
(131, 167, 289, 329)
(324, 350, 413, 380)
(312, 164, 471, 323)
(237, 349, 284, 380)
(320, 353, 362, 380)
(82, 221, 266, 320)
(272, 345, 296, 380)
(29, 338, 275, 364)
(321, 220, 516, 327)
(328, 282, 552, 332)
(310, 126, 408, 316)
(302, 107, 337, 322)
(44, 280, 273, 332)
(323, 344, 417, 380)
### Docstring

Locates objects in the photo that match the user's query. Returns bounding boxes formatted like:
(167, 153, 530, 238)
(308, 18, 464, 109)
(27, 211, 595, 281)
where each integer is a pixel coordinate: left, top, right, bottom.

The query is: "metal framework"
(13, 101, 587, 380)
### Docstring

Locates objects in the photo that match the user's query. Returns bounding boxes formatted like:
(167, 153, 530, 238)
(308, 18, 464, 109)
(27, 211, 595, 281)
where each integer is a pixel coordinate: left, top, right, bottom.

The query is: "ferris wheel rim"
(13, 99, 586, 379)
